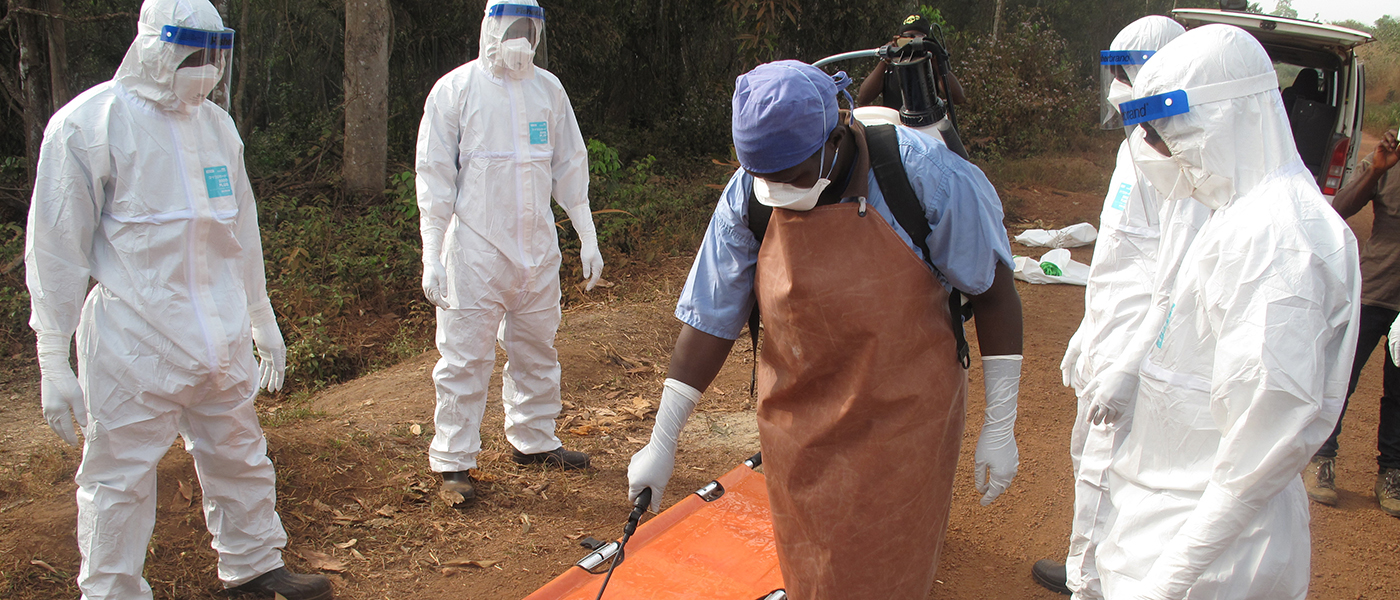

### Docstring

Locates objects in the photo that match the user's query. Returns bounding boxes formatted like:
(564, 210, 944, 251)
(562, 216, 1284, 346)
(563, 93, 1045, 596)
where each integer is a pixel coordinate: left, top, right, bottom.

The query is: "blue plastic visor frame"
(1100, 50, 1154, 66)
(1119, 90, 1189, 127)
(161, 25, 235, 49)
(487, 4, 545, 20)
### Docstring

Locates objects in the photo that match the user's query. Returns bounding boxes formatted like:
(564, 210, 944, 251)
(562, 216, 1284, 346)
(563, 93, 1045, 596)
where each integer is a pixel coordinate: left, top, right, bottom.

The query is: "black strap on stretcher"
(743, 123, 971, 395)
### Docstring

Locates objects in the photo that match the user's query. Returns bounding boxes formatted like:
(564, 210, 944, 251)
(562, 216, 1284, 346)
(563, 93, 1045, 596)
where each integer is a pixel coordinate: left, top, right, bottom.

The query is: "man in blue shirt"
(626, 60, 1024, 599)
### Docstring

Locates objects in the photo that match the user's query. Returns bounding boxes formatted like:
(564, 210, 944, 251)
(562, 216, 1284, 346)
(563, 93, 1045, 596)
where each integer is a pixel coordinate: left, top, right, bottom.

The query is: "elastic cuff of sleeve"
(663, 378, 702, 405)
(36, 332, 71, 359)
(982, 354, 1023, 362)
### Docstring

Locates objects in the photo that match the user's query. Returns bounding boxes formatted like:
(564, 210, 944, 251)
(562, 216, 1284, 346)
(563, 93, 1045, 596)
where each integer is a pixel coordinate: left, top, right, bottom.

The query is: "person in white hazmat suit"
(1082, 24, 1360, 599)
(1030, 16, 1201, 598)
(23, 1, 331, 599)
(416, 0, 601, 506)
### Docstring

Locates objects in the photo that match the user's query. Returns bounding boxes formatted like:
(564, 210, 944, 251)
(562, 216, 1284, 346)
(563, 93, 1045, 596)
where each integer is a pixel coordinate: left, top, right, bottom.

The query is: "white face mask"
(1129, 127, 1192, 203)
(500, 38, 535, 77)
(173, 65, 220, 107)
(1107, 79, 1134, 109)
(1179, 158, 1236, 210)
(754, 147, 839, 212)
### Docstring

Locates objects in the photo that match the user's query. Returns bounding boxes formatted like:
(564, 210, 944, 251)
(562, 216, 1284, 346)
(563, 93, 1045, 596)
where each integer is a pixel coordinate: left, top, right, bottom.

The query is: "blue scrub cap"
(732, 60, 853, 174)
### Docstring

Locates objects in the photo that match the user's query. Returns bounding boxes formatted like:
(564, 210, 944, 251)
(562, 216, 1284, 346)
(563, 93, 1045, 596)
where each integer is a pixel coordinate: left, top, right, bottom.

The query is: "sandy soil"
(3, 154, 1399, 599)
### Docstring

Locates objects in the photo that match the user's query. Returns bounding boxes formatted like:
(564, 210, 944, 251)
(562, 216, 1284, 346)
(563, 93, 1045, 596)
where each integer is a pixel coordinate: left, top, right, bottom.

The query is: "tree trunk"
(343, 0, 390, 200)
(45, 0, 70, 112)
(992, 0, 1005, 43)
(17, 0, 52, 185)
(234, 0, 250, 137)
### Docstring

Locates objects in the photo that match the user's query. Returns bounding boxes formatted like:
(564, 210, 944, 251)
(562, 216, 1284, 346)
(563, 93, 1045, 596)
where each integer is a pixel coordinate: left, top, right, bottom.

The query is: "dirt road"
(3, 168, 1399, 599)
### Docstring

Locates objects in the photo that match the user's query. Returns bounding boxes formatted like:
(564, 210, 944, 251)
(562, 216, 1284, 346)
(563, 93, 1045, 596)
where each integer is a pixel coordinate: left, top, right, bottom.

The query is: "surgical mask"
(1107, 79, 1134, 109)
(1179, 158, 1236, 210)
(754, 147, 840, 211)
(500, 38, 535, 77)
(1129, 128, 1192, 203)
(173, 65, 220, 106)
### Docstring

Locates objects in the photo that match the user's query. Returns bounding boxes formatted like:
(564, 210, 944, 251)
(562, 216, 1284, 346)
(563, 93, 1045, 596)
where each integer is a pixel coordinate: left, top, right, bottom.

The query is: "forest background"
(0, 0, 1396, 397)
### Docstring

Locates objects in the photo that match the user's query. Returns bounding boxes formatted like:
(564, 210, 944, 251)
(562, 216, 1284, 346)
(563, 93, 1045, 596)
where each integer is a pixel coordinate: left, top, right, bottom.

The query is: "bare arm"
(666, 324, 739, 391)
(965, 262, 1023, 356)
(1333, 130, 1399, 219)
(857, 61, 889, 106)
(941, 68, 966, 106)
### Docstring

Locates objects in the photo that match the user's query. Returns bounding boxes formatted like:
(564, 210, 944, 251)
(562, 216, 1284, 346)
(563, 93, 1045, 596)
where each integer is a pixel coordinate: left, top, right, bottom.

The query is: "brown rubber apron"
(755, 202, 968, 600)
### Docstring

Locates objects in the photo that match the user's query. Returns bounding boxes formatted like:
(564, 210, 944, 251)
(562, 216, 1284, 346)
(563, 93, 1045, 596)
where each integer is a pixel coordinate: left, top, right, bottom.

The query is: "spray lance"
(593, 487, 651, 600)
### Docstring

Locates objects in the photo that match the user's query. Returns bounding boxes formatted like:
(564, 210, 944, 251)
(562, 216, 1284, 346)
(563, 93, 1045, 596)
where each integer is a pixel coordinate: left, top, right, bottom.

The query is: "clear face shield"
(1120, 70, 1282, 209)
(487, 4, 548, 71)
(1098, 50, 1154, 130)
(161, 25, 235, 110)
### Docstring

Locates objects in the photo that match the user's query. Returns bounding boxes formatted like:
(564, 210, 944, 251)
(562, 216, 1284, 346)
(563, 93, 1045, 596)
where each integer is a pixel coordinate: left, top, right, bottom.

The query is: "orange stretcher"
(523, 453, 787, 600)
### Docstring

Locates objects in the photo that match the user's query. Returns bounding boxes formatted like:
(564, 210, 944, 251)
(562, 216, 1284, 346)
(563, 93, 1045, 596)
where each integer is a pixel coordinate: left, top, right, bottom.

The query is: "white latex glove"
(628, 378, 701, 512)
(37, 333, 86, 447)
(421, 258, 450, 309)
(1061, 326, 1085, 389)
(249, 304, 287, 393)
(975, 355, 1021, 506)
(1084, 367, 1138, 425)
(1390, 314, 1400, 367)
(565, 204, 604, 291)
(420, 224, 450, 309)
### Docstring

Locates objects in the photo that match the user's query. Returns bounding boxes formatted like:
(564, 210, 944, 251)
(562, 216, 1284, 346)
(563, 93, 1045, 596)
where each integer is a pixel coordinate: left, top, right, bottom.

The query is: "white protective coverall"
(1091, 25, 1360, 600)
(24, 0, 289, 597)
(415, 0, 599, 472)
(1059, 16, 1192, 600)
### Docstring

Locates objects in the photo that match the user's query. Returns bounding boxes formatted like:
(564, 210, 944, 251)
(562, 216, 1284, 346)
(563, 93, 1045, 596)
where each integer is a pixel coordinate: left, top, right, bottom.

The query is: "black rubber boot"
(229, 567, 333, 600)
(1031, 559, 1071, 595)
(441, 471, 476, 508)
(512, 447, 591, 470)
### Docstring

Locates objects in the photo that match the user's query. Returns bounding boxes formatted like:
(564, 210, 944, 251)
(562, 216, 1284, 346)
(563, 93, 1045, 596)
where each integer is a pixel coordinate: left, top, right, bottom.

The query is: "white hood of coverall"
(480, 0, 542, 80)
(114, 0, 224, 112)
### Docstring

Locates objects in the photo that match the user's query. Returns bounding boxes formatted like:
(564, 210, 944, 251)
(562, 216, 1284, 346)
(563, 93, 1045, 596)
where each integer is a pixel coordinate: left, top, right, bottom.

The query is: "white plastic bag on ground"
(1013, 248, 1090, 285)
(1014, 223, 1098, 248)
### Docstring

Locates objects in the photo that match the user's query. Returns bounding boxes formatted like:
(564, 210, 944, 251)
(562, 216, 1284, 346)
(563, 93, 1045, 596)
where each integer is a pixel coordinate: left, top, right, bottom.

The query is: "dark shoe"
(1376, 467, 1400, 517)
(512, 447, 591, 470)
(1031, 559, 1071, 595)
(1304, 456, 1339, 506)
(229, 567, 333, 600)
(440, 471, 476, 508)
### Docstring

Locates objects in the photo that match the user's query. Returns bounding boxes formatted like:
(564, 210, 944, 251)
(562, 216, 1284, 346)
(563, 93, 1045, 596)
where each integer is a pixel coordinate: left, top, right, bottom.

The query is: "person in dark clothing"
(855, 13, 966, 109)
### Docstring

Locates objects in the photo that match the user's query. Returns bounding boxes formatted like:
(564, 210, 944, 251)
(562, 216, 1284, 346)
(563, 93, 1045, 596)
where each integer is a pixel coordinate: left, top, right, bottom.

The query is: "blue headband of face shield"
(1118, 71, 1281, 127)
(487, 4, 546, 20)
(161, 25, 235, 49)
(1100, 50, 1154, 66)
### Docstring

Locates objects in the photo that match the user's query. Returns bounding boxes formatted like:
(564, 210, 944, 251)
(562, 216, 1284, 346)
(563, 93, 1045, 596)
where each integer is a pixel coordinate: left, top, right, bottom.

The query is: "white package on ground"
(415, 0, 598, 473)
(1094, 25, 1360, 600)
(23, 0, 292, 597)
(1014, 222, 1099, 248)
(1013, 248, 1090, 285)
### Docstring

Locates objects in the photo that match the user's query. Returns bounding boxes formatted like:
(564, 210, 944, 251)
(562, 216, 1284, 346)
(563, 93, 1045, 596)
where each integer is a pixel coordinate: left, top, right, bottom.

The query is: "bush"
(946, 12, 1098, 159)
(0, 223, 29, 352)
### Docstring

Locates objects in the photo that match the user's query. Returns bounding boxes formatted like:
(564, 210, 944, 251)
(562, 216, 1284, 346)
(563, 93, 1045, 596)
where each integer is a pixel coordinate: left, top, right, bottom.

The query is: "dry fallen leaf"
(524, 482, 550, 496)
(350, 549, 366, 561)
(297, 549, 346, 573)
(275, 594, 289, 600)
(376, 505, 397, 518)
(605, 390, 622, 400)
(568, 425, 600, 436)
(311, 499, 334, 513)
(565, 532, 585, 540)
(409, 423, 422, 436)
(30, 559, 57, 574)
(177, 480, 194, 506)
(334, 539, 357, 549)
(520, 513, 532, 535)
(439, 489, 466, 507)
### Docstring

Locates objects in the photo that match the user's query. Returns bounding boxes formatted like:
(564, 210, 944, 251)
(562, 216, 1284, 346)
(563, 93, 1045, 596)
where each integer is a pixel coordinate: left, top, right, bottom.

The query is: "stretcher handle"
(744, 452, 763, 469)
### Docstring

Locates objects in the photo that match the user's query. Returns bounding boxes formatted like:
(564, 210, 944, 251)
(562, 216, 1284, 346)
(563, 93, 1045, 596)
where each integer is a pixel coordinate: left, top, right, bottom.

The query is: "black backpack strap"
(865, 124, 971, 368)
(745, 183, 771, 395)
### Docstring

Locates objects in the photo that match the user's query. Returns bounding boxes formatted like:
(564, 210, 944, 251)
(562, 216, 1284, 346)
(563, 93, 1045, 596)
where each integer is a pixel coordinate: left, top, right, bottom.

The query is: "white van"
(1172, 7, 1374, 195)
